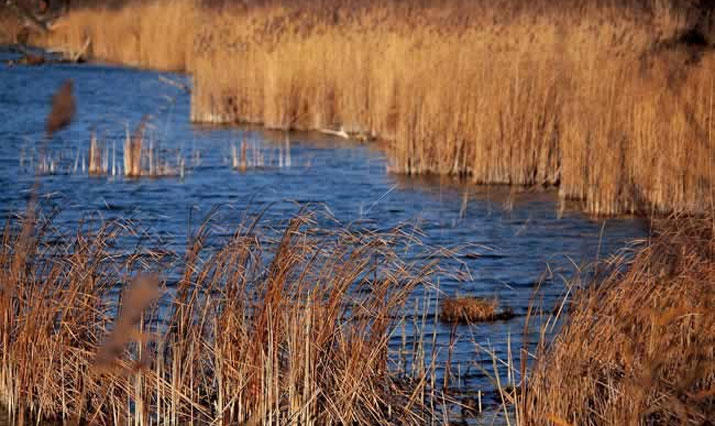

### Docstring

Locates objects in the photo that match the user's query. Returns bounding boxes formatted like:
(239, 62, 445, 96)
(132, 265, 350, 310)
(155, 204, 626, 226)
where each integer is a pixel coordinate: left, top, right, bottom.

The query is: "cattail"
(46, 79, 76, 137)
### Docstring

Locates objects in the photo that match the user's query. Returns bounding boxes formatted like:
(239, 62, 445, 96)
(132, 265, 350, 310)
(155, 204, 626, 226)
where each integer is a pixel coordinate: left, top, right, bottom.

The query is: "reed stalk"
(37, 0, 714, 214)
(0, 207, 443, 424)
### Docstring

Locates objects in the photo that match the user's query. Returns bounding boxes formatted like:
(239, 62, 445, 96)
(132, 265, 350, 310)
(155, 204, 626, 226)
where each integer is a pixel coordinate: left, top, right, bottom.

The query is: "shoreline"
(5, 1, 714, 217)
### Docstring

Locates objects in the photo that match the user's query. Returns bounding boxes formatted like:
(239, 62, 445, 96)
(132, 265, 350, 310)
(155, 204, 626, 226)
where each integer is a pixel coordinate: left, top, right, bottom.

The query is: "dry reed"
(522, 214, 715, 425)
(34, 0, 715, 214)
(189, 0, 715, 215)
(0, 207, 441, 424)
(440, 296, 514, 324)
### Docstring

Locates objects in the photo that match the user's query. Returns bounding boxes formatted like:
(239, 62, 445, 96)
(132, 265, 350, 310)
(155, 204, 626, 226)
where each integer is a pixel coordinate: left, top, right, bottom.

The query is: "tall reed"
(522, 214, 715, 424)
(35, 0, 714, 214)
(0, 207, 440, 424)
(190, 0, 714, 215)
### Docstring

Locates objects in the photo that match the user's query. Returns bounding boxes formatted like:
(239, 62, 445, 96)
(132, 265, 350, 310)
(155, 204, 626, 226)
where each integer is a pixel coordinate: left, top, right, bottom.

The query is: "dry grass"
(0, 12, 24, 44)
(440, 296, 513, 324)
(189, 0, 714, 216)
(38, 1, 196, 71)
(522, 215, 715, 425)
(0, 207, 440, 424)
(32, 0, 715, 215)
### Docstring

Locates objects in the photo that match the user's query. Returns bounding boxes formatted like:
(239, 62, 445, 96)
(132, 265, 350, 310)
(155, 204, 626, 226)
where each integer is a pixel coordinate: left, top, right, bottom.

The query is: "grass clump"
(0, 208, 440, 424)
(440, 296, 514, 324)
(523, 215, 715, 425)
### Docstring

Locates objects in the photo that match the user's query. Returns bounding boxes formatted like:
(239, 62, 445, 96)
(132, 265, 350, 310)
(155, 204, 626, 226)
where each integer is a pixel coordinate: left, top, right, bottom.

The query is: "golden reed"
(523, 215, 715, 424)
(0, 210, 439, 424)
(39, 0, 714, 215)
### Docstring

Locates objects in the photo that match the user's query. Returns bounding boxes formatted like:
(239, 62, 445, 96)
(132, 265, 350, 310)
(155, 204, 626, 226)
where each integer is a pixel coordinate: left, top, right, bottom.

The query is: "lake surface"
(0, 47, 647, 421)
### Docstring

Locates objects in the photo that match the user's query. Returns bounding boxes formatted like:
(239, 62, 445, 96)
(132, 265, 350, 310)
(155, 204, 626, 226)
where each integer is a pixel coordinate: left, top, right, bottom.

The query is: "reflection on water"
(0, 47, 648, 422)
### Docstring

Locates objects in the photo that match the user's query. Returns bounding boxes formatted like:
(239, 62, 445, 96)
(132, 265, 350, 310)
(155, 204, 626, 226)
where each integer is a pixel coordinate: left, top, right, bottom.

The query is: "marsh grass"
(440, 296, 514, 324)
(0, 205, 451, 424)
(39, 0, 714, 215)
(521, 214, 715, 425)
(189, 0, 714, 216)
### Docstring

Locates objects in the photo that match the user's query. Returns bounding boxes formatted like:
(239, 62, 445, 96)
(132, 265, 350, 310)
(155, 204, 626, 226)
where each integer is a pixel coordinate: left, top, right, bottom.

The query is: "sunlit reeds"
(522, 214, 715, 424)
(230, 134, 293, 171)
(88, 131, 107, 175)
(189, 0, 714, 215)
(0, 207, 447, 424)
(34, 0, 714, 214)
(28, 121, 185, 178)
(440, 296, 514, 324)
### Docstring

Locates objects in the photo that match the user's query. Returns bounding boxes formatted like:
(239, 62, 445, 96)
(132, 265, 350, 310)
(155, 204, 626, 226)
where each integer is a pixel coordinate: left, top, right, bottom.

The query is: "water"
(0, 47, 647, 421)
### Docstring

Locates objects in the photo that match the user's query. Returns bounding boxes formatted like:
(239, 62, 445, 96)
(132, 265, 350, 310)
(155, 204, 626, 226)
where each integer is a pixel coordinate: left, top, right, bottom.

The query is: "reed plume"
(45, 79, 75, 137)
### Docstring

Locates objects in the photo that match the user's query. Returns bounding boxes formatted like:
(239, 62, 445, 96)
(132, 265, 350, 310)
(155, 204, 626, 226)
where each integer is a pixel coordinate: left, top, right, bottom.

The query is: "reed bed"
(190, 0, 714, 215)
(0, 13, 23, 44)
(522, 214, 715, 425)
(34, 0, 715, 214)
(39, 0, 195, 71)
(0, 205, 449, 424)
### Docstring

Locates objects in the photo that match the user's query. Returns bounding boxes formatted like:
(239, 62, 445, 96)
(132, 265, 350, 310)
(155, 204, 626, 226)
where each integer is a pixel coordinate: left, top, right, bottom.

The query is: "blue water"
(0, 47, 648, 420)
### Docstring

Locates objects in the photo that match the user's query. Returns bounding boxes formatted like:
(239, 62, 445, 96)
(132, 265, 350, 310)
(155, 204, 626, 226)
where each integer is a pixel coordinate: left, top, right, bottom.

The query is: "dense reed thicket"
(39, 0, 714, 215)
(38, 1, 195, 70)
(0, 208, 444, 424)
(192, 0, 715, 216)
(523, 215, 715, 425)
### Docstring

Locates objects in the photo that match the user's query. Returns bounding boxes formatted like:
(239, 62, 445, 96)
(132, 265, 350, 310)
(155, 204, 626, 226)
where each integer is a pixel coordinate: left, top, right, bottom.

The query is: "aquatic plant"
(39, 0, 714, 215)
(0, 207, 448, 424)
(521, 214, 715, 425)
(440, 296, 514, 324)
(88, 131, 106, 175)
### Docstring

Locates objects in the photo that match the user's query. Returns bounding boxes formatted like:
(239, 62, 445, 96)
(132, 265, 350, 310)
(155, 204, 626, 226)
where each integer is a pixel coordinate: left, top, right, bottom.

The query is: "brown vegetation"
(523, 215, 715, 425)
(0, 12, 24, 44)
(46, 79, 75, 137)
(36, 0, 714, 215)
(38, 1, 195, 71)
(0, 208, 442, 424)
(440, 296, 514, 323)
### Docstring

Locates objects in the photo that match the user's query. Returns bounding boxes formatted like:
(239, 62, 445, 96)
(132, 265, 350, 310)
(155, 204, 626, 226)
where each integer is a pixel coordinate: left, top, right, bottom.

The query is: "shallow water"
(0, 47, 648, 422)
